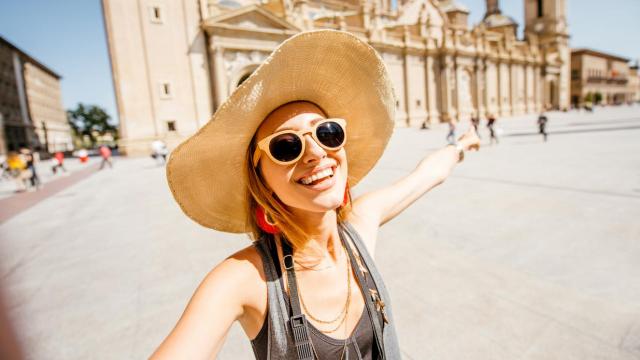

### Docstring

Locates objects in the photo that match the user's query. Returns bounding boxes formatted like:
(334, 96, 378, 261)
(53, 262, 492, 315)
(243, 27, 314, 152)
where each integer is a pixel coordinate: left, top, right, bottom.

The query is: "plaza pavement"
(0, 106, 639, 359)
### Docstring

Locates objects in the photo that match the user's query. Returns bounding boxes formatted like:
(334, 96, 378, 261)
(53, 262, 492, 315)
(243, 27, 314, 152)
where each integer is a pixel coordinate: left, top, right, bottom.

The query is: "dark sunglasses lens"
(316, 122, 345, 148)
(269, 133, 303, 163)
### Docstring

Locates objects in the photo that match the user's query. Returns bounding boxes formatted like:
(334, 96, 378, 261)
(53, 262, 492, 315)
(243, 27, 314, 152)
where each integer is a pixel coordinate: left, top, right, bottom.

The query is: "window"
(150, 5, 164, 23)
(537, 0, 543, 18)
(160, 82, 172, 98)
(571, 70, 579, 80)
(167, 121, 176, 132)
(416, 99, 422, 108)
(395, 100, 400, 108)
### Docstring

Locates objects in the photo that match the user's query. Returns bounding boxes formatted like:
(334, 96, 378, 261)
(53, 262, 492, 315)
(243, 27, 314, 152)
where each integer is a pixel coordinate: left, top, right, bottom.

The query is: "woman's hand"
(349, 123, 482, 233)
(457, 127, 481, 152)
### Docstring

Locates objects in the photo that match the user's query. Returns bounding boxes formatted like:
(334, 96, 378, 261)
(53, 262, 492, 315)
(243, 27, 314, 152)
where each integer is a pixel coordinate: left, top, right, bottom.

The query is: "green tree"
(584, 92, 593, 103)
(67, 103, 118, 147)
(594, 92, 603, 105)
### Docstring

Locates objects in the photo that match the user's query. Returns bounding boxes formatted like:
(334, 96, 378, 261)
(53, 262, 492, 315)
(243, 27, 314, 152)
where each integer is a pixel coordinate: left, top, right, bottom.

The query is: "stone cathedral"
(103, 0, 569, 155)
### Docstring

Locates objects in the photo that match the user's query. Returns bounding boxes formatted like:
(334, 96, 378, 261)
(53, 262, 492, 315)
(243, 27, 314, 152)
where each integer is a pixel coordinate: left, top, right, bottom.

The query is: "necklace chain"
(294, 259, 335, 272)
(294, 242, 352, 334)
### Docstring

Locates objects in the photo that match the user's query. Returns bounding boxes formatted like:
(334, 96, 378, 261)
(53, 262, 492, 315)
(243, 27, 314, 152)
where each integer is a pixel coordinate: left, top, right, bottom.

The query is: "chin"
(290, 188, 345, 213)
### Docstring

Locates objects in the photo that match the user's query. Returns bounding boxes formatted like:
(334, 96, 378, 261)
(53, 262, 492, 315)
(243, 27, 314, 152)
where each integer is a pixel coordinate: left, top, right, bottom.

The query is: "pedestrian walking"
(537, 113, 549, 142)
(98, 145, 113, 170)
(471, 114, 481, 139)
(487, 113, 499, 145)
(77, 148, 89, 163)
(0, 156, 10, 181)
(6, 151, 28, 192)
(446, 120, 457, 145)
(152, 30, 480, 360)
(20, 148, 41, 190)
(51, 151, 68, 174)
(151, 140, 169, 165)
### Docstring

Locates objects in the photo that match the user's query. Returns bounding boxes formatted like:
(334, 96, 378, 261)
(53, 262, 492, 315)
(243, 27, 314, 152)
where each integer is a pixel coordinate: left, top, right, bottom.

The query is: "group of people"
(2, 148, 43, 192)
(447, 114, 500, 146)
(447, 112, 550, 145)
(0, 144, 117, 193)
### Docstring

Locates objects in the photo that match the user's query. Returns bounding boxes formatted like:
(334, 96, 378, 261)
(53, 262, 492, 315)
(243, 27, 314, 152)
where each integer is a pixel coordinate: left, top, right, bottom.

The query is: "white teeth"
(300, 168, 334, 185)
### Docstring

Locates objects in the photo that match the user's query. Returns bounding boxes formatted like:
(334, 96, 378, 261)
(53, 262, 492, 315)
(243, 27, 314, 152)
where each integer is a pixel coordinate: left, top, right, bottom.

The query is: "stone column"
(424, 53, 439, 124)
(440, 56, 454, 122)
(452, 57, 460, 121)
(211, 46, 227, 111)
(402, 32, 411, 126)
(535, 64, 542, 112)
(496, 60, 503, 116)
(475, 58, 486, 118)
(523, 63, 529, 113)
(509, 61, 516, 115)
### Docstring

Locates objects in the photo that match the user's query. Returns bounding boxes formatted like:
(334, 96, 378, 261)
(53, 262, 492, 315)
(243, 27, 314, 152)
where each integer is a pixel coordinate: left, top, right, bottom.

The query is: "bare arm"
(348, 127, 480, 242)
(150, 249, 261, 360)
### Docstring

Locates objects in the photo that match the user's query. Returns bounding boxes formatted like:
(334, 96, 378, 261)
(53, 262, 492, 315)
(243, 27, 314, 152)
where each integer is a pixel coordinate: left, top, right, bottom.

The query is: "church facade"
(103, 0, 570, 155)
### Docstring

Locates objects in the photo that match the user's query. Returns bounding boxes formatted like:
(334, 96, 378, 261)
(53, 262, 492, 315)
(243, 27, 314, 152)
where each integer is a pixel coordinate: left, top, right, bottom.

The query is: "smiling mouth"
(297, 167, 335, 186)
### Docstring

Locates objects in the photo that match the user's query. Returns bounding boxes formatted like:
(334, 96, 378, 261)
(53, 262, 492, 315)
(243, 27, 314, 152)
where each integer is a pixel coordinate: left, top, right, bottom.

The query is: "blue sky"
(0, 0, 638, 124)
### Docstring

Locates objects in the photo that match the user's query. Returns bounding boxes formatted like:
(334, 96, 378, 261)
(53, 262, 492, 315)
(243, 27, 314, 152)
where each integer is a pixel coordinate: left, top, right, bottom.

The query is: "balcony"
(586, 76, 628, 85)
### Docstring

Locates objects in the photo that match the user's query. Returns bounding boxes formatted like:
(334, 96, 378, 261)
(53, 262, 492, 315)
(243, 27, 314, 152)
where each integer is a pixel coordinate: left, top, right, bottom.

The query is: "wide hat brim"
(166, 30, 396, 233)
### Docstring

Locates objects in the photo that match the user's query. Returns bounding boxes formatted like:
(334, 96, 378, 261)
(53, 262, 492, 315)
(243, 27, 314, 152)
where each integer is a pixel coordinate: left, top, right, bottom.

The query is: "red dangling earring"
(342, 183, 350, 208)
(256, 206, 279, 234)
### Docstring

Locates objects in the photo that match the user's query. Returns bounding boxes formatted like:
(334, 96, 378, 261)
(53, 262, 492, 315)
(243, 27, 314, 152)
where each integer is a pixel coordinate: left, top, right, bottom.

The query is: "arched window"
(237, 72, 252, 87)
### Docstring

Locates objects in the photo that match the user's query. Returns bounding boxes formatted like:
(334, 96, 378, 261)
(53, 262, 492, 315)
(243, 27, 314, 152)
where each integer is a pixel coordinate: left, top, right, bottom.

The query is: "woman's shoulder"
(196, 243, 267, 309)
(211, 243, 266, 286)
(343, 214, 378, 257)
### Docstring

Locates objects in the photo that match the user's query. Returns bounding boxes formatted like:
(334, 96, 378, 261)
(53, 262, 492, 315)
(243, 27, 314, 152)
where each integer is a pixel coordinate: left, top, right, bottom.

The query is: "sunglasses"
(252, 118, 347, 167)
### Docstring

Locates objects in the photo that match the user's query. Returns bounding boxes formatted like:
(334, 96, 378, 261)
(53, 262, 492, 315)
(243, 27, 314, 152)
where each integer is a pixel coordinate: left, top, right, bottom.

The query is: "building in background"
(628, 63, 640, 103)
(570, 48, 634, 107)
(103, 0, 570, 155)
(0, 36, 73, 157)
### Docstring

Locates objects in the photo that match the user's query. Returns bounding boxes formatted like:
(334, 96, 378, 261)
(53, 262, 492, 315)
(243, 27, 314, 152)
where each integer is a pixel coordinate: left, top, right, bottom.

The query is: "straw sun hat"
(166, 30, 396, 233)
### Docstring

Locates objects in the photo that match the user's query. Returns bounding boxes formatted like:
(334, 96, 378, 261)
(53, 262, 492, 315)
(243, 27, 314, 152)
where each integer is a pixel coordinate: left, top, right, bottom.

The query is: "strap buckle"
(283, 254, 295, 270)
(290, 314, 307, 328)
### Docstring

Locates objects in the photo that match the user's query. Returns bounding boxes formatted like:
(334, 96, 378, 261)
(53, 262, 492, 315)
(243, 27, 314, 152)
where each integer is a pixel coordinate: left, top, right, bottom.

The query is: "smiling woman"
(154, 30, 479, 360)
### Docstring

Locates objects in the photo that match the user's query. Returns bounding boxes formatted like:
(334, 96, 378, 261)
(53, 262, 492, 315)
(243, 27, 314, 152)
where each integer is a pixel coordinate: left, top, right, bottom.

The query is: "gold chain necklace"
(294, 259, 335, 271)
(294, 243, 352, 333)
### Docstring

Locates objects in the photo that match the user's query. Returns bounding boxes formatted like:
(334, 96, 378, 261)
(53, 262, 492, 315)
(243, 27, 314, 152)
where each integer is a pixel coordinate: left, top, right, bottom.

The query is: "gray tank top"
(250, 222, 401, 359)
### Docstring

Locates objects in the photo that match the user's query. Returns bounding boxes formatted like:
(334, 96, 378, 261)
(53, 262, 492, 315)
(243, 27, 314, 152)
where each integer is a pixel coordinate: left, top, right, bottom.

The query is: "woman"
(154, 30, 479, 359)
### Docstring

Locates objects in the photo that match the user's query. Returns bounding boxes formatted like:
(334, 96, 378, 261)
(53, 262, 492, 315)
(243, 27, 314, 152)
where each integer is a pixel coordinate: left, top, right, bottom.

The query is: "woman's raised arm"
(150, 247, 264, 360)
(349, 127, 480, 237)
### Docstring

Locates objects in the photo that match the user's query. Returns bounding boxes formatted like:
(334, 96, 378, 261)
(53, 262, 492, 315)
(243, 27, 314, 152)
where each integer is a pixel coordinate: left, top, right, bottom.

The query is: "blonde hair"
(245, 135, 351, 250)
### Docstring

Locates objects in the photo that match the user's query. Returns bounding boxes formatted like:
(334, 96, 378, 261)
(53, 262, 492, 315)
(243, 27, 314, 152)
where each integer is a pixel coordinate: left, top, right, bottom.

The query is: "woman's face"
(255, 102, 348, 214)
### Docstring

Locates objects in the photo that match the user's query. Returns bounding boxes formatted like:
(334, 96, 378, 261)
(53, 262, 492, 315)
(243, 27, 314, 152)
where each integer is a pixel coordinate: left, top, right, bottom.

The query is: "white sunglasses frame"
(252, 118, 347, 167)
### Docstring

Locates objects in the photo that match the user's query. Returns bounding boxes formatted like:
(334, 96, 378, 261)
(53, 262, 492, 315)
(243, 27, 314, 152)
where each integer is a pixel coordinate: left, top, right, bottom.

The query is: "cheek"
(260, 162, 294, 194)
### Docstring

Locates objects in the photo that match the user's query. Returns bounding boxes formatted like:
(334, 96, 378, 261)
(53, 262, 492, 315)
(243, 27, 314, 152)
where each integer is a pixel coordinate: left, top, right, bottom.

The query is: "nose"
(300, 133, 326, 164)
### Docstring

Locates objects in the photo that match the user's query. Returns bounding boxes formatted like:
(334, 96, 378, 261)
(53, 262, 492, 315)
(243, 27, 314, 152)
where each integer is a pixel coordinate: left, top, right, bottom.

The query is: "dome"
(438, 0, 469, 14)
(483, 13, 517, 28)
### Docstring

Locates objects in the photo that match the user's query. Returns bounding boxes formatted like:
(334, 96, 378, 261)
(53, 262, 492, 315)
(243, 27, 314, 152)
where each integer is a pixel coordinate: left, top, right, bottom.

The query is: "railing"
(586, 76, 628, 85)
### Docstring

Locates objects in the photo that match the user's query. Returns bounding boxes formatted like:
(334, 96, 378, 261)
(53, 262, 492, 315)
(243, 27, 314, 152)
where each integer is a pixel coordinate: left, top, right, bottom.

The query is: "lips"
(295, 164, 335, 183)
(296, 165, 338, 190)
(298, 167, 334, 185)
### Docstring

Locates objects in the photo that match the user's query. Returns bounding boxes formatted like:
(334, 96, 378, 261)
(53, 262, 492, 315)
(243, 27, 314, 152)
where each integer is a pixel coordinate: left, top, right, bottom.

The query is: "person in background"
(0, 156, 10, 181)
(20, 148, 41, 190)
(77, 148, 89, 163)
(6, 152, 27, 192)
(151, 140, 169, 165)
(99, 145, 113, 170)
(446, 119, 457, 145)
(51, 151, 67, 174)
(487, 114, 499, 145)
(537, 112, 549, 142)
(471, 113, 481, 139)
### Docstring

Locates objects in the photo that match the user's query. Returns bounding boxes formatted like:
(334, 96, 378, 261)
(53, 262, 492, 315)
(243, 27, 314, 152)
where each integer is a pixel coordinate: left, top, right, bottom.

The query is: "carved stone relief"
(223, 50, 268, 79)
